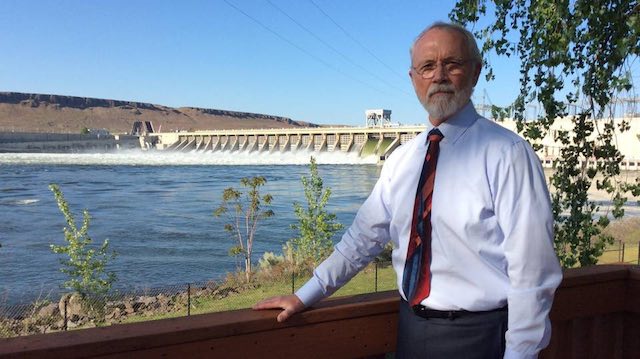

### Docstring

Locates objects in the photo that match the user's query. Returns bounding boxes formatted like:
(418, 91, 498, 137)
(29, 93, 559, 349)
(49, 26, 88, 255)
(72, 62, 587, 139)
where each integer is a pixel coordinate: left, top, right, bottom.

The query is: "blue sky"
(0, 0, 617, 126)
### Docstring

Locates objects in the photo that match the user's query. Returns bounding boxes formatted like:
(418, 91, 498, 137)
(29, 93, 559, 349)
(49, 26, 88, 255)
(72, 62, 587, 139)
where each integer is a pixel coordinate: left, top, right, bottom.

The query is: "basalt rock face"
(0, 92, 165, 111)
(0, 92, 318, 133)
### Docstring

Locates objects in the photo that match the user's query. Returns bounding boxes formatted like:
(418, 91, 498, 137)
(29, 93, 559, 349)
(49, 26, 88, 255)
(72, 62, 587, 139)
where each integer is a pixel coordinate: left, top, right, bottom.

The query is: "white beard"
(420, 82, 474, 120)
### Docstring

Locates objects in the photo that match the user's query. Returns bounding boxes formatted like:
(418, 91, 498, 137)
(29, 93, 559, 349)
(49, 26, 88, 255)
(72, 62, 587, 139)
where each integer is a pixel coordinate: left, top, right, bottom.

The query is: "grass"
(602, 216, 640, 245)
(599, 243, 640, 264)
(120, 263, 397, 324)
(597, 216, 640, 265)
(335, 263, 397, 296)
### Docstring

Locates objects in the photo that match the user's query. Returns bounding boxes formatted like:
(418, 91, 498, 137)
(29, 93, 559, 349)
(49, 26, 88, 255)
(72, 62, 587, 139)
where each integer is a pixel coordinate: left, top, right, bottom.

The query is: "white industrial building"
(498, 116, 640, 170)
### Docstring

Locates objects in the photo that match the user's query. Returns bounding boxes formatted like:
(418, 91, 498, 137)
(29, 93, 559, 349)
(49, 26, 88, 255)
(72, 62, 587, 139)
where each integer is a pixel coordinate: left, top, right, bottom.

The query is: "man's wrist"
(294, 277, 325, 307)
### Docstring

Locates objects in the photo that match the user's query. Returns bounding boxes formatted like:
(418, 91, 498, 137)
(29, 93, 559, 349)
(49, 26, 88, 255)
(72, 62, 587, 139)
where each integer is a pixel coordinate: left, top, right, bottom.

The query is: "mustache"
(427, 84, 456, 97)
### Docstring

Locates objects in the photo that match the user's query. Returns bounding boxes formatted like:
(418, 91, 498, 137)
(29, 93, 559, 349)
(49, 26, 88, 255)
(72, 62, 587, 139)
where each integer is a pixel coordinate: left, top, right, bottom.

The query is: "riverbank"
(0, 261, 397, 338)
(2, 228, 638, 339)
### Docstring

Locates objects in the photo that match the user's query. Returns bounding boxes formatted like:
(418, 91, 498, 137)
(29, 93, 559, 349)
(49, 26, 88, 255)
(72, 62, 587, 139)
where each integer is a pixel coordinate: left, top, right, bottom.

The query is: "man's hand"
(253, 295, 305, 322)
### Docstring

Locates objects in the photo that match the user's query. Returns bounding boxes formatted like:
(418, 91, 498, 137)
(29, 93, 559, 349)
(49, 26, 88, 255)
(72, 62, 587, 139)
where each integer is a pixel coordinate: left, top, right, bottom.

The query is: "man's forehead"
(419, 27, 466, 44)
(412, 29, 467, 60)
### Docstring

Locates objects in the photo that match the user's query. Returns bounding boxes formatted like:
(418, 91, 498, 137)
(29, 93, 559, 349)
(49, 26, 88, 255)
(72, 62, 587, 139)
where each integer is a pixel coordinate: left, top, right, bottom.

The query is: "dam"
(146, 109, 640, 170)
(6, 105, 636, 169)
(148, 125, 425, 161)
(146, 109, 425, 162)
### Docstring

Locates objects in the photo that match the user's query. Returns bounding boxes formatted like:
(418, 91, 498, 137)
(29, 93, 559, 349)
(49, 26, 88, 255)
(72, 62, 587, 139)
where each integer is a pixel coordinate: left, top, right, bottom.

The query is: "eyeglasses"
(411, 59, 469, 79)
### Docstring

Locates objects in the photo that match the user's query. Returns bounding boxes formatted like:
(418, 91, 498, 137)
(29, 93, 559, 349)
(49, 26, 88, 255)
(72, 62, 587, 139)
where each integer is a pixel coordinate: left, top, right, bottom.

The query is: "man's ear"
(472, 62, 482, 86)
(409, 69, 418, 87)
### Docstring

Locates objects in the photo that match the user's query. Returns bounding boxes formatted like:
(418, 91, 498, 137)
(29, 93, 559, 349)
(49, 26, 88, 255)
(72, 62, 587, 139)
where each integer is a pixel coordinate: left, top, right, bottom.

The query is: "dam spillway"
(148, 126, 427, 160)
(146, 114, 640, 171)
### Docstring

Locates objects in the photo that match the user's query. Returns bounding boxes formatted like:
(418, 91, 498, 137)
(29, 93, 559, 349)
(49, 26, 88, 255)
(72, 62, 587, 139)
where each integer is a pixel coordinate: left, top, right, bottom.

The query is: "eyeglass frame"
(410, 58, 471, 79)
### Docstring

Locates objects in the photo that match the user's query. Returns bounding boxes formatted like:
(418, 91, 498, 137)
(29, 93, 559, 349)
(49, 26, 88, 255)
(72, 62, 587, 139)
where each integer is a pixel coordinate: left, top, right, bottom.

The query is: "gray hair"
(410, 22, 482, 66)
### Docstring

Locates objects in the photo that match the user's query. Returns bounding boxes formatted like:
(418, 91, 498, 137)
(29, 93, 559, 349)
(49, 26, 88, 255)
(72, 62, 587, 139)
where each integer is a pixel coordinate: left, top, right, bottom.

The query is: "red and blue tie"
(403, 128, 443, 307)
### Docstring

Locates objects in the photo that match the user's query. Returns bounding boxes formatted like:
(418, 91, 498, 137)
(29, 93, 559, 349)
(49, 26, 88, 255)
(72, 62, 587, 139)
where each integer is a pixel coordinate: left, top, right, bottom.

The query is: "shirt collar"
(425, 101, 478, 145)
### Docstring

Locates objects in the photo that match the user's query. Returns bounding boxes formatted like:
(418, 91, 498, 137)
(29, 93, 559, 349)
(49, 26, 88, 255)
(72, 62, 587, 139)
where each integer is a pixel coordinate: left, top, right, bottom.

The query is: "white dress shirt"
(296, 101, 563, 359)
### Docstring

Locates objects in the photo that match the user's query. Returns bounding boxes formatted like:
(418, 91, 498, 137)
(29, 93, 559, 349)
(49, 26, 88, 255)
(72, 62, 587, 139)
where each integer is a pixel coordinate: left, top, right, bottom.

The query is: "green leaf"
(214, 176, 274, 282)
(49, 184, 116, 296)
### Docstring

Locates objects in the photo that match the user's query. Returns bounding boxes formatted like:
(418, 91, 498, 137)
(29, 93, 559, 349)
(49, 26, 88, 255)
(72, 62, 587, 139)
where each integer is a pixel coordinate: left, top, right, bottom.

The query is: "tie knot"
(428, 129, 443, 143)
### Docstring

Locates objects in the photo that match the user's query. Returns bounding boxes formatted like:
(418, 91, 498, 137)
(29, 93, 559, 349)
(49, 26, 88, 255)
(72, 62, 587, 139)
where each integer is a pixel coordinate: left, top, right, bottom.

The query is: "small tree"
(290, 156, 344, 269)
(49, 184, 117, 298)
(214, 176, 274, 282)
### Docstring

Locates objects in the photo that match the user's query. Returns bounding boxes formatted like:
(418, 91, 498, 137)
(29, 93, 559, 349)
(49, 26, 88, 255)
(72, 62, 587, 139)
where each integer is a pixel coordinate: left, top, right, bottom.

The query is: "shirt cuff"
(503, 347, 538, 359)
(294, 277, 326, 307)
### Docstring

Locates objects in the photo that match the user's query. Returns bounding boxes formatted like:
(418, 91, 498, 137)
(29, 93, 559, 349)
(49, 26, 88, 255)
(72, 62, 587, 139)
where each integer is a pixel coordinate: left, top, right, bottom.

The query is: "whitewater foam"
(0, 150, 379, 166)
(1, 199, 40, 206)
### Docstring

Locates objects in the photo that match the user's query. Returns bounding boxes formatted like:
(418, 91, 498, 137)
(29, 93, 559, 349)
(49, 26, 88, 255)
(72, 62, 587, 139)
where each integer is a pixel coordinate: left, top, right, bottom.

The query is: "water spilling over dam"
(147, 126, 427, 163)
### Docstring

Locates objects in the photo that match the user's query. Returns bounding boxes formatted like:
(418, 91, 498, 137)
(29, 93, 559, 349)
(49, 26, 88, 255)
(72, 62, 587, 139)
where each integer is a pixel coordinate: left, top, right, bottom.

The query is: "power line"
(222, 0, 391, 96)
(265, 0, 410, 95)
(308, 0, 407, 81)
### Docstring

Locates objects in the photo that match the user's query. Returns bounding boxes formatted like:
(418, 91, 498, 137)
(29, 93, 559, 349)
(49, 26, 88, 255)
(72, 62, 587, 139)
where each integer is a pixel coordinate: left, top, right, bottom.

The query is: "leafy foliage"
(450, 0, 640, 267)
(49, 184, 117, 297)
(213, 176, 274, 282)
(289, 156, 343, 269)
(258, 251, 285, 270)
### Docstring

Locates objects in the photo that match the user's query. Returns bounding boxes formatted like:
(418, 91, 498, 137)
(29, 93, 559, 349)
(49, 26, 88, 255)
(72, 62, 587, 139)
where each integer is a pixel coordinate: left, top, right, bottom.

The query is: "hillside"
(0, 92, 318, 134)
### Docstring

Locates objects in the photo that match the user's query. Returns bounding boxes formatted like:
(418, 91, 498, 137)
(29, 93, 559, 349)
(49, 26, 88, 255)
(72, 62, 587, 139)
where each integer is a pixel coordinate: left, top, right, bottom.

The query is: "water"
(0, 150, 380, 304)
(1, 150, 638, 305)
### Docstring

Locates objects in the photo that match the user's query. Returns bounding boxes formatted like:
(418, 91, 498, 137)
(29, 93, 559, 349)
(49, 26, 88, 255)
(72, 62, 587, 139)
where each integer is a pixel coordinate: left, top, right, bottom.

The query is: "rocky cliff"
(0, 92, 317, 133)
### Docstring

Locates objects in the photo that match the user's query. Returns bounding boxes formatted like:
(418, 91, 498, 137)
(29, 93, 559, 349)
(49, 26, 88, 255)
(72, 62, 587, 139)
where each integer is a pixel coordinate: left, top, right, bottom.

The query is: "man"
(254, 22, 562, 359)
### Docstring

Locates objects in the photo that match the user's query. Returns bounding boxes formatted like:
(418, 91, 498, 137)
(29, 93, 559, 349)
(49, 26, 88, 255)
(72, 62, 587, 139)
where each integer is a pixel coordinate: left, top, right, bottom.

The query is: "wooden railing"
(542, 265, 639, 359)
(1, 265, 638, 359)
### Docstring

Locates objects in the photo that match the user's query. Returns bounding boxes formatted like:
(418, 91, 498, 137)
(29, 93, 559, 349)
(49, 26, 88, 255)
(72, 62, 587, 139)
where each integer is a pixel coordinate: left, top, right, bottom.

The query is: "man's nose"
(431, 64, 448, 83)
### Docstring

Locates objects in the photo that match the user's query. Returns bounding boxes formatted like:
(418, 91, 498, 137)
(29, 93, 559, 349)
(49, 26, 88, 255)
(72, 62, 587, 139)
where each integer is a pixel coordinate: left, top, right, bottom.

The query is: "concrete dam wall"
(148, 126, 427, 160)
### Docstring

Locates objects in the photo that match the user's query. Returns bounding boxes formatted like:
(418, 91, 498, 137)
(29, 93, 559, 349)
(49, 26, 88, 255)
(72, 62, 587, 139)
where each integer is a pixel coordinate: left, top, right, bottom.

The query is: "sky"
(1, 1, 634, 127)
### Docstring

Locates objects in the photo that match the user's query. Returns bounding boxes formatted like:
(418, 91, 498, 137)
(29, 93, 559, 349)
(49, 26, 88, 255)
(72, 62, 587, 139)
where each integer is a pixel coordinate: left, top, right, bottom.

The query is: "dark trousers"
(396, 299, 508, 359)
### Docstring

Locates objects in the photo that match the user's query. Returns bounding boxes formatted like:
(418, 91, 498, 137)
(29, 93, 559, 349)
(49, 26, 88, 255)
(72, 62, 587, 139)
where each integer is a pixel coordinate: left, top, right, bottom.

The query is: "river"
(0, 150, 379, 304)
(1, 150, 637, 305)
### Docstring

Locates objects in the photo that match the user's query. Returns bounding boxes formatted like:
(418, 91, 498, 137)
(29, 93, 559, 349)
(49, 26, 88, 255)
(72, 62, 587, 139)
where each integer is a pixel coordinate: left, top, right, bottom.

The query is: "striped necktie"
(403, 128, 443, 307)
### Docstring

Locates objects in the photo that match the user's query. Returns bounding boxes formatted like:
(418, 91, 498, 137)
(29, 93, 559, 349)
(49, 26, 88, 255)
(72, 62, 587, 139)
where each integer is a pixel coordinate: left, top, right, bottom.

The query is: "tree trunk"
(245, 256, 252, 282)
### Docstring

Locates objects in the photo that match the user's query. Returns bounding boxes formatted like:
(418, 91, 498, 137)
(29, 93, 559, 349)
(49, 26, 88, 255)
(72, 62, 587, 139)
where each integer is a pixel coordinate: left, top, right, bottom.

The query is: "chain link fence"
(1, 260, 396, 339)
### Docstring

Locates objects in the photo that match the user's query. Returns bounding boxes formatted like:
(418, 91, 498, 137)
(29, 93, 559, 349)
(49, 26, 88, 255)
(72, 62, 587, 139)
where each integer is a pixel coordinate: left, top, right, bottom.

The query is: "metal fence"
(0, 260, 396, 339)
(601, 240, 640, 265)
